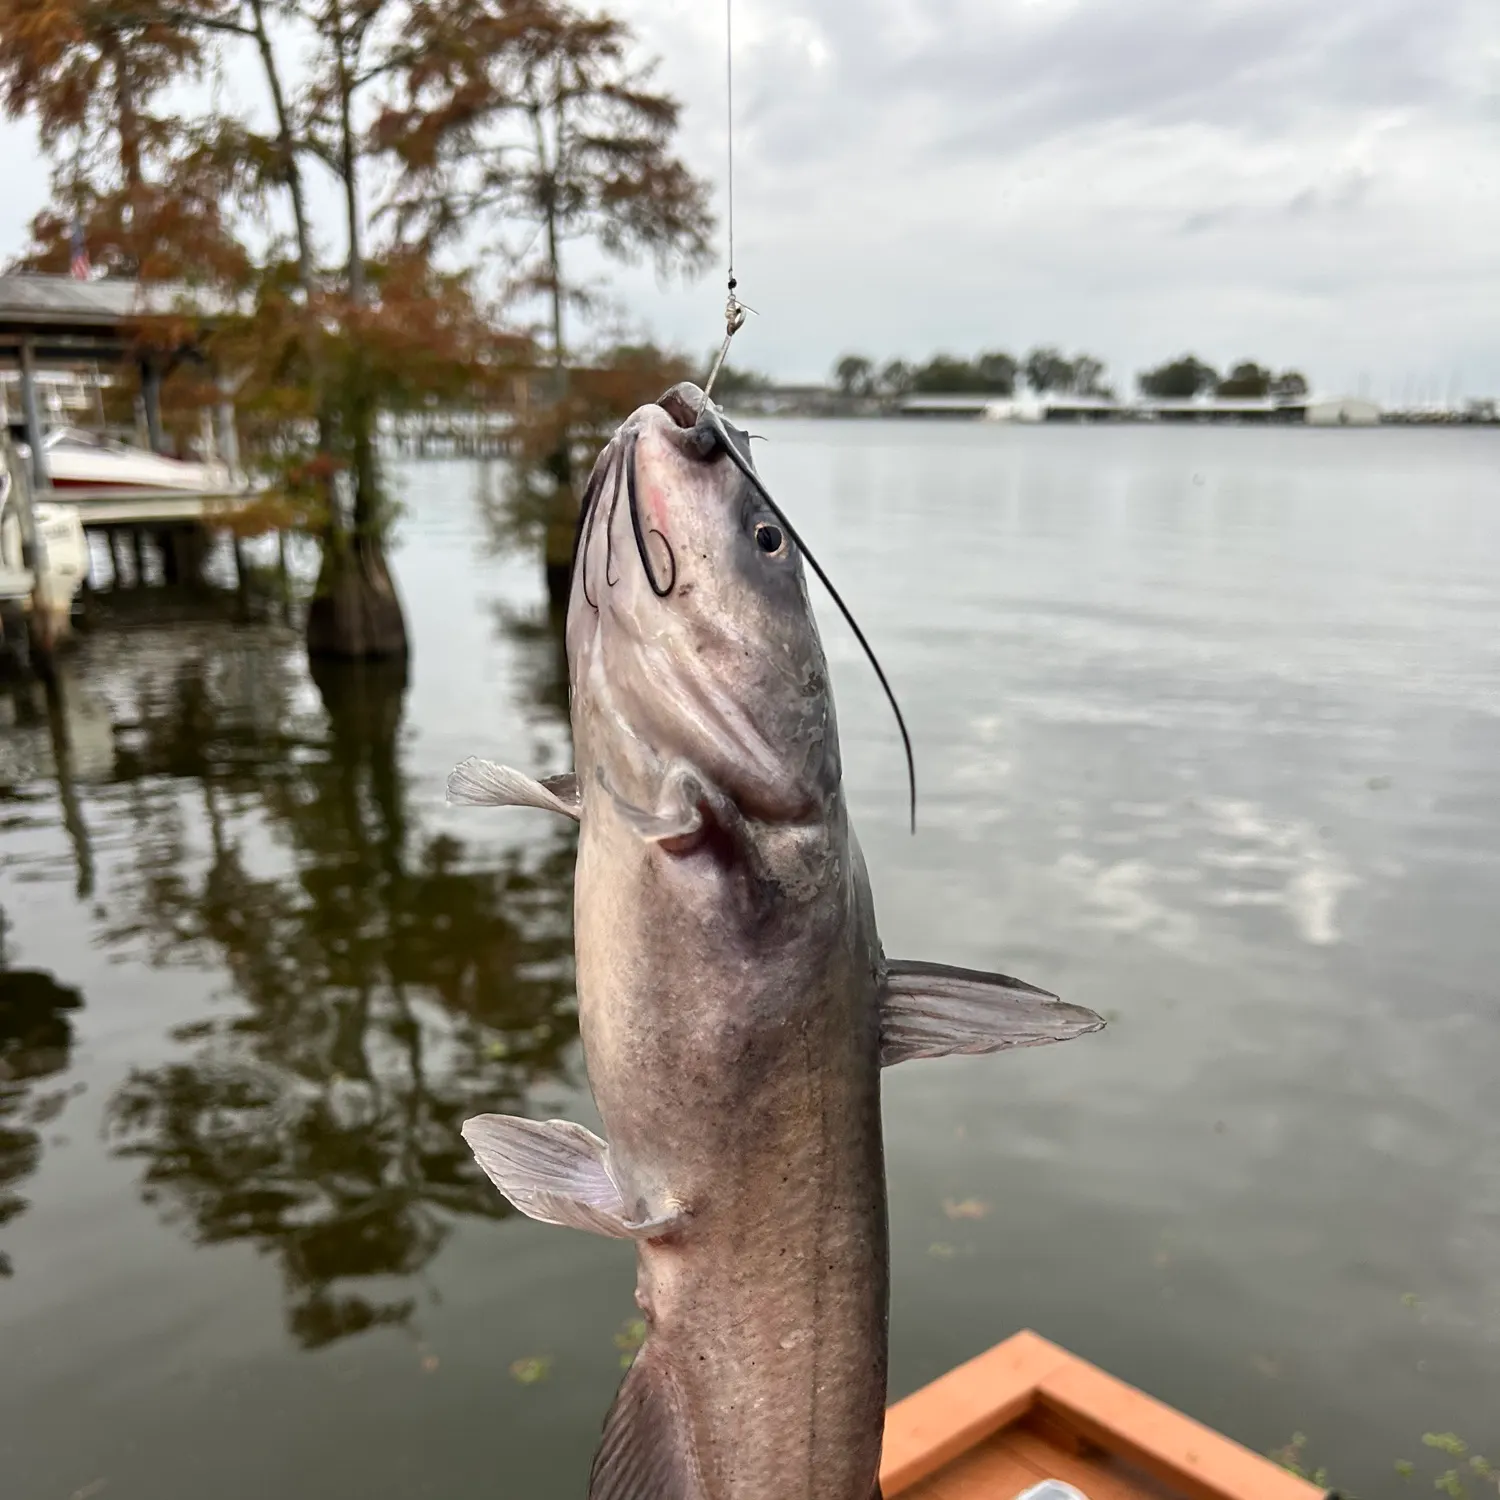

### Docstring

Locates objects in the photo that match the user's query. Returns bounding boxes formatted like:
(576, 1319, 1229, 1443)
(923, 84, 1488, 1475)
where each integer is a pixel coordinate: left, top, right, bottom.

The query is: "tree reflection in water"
(101, 631, 580, 1349)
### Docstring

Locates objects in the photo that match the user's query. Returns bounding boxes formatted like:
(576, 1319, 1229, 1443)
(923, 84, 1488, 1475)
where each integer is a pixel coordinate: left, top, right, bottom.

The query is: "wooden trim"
(881, 1331, 1063, 1493)
(881, 1331, 1324, 1500)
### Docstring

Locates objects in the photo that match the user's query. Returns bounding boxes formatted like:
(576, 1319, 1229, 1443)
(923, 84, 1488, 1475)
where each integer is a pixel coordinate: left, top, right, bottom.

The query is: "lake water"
(2, 420, 1497, 1500)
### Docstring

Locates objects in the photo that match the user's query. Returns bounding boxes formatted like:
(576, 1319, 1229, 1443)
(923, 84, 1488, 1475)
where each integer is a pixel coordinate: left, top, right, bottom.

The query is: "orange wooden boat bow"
(880, 1331, 1329, 1500)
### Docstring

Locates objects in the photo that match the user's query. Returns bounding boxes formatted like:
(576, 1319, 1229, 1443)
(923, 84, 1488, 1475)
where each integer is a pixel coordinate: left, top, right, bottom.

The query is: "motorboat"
(40, 426, 232, 493)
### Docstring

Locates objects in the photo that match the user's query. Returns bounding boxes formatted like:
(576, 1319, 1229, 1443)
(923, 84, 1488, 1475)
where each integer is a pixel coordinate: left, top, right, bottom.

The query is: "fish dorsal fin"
(446, 758, 580, 820)
(879, 960, 1105, 1066)
(590, 1349, 706, 1500)
(461, 1115, 685, 1240)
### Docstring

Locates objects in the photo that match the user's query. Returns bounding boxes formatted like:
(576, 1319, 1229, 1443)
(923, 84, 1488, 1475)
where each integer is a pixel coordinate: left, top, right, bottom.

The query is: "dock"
(0, 273, 266, 663)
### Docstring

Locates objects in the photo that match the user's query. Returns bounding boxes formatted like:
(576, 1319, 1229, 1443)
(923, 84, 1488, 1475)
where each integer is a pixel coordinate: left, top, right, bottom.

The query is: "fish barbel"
(451, 384, 1104, 1500)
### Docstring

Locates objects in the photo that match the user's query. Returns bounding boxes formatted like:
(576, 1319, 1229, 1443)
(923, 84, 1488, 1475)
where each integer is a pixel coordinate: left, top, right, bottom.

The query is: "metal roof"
(0, 273, 248, 322)
(0, 273, 246, 332)
(0, 274, 252, 365)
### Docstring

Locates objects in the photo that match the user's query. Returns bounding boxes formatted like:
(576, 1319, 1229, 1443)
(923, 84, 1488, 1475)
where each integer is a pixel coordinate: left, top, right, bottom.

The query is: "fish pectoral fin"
(879, 960, 1105, 1066)
(608, 790, 703, 847)
(446, 758, 581, 821)
(591, 1348, 706, 1500)
(598, 766, 712, 852)
(461, 1114, 684, 1240)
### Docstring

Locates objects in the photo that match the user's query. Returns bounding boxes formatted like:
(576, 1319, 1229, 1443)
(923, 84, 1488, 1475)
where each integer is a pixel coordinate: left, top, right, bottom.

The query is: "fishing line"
(726, 0, 734, 287)
(574, 0, 920, 829)
(703, 0, 747, 399)
(577, 405, 919, 832)
(695, 403, 919, 835)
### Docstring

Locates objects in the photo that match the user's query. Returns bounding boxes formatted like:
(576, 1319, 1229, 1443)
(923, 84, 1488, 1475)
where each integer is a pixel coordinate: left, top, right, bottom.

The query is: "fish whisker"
(626, 430, 677, 598)
(572, 443, 617, 612)
(605, 448, 626, 588)
(698, 400, 919, 835)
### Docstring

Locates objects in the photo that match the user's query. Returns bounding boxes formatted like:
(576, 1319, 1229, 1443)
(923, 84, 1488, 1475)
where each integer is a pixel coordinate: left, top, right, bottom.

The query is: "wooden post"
(544, 478, 578, 602)
(231, 531, 251, 615)
(215, 382, 241, 479)
(5, 419, 40, 578)
(276, 528, 292, 621)
(140, 356, 166, 454)
(4, 407, 71, 664)
(157, 529, 179, 586)
(18, 340, 49, 491)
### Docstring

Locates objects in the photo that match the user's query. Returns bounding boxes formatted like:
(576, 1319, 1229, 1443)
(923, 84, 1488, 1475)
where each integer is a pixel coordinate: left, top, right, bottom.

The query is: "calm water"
(2, 421, 1497, 1499)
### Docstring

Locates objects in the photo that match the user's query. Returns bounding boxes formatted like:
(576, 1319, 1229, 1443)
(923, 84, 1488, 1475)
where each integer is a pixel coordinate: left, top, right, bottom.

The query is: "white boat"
(41, 426, 232, 494)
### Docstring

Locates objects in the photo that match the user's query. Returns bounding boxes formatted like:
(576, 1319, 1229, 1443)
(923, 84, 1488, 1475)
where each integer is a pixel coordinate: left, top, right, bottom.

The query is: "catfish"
(452, 384, 1103, 1500)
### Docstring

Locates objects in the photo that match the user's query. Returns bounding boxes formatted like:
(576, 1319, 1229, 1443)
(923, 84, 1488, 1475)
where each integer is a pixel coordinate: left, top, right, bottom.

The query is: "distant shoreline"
(716, 391, 1499, 427)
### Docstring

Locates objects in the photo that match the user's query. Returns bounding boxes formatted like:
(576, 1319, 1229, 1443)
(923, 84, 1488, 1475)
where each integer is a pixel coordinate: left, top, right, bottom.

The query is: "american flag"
(70, 219, 90, 280)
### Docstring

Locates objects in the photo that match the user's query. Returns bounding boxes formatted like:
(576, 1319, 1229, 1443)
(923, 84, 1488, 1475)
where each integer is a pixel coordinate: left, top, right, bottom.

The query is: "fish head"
(566, 381, 839, 824)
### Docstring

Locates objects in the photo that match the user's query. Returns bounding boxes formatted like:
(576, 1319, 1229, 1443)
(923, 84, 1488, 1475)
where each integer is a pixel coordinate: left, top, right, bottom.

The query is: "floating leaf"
(942, 1198, 989, 1221)
(1427, 1435, 1470, 1459)
(509, 1356, 552, 1385)
(614, 1318, 647, 1368)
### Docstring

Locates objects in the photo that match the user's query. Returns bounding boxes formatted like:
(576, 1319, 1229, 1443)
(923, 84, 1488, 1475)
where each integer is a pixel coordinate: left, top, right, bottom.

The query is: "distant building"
(1305, 397, 1381, 427)
(898, 394, 998, 417)
(897, 390, 1392, 426)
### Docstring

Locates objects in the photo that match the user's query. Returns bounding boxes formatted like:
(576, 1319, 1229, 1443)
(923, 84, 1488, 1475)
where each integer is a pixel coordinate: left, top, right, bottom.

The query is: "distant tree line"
(823, 349, 1311, 403)
(1136, 357, 1308, 401)
(830, 348, 1110, 399)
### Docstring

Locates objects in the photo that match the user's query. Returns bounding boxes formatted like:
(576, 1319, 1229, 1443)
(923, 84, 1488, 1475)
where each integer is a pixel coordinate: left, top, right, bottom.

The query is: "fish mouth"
(571, 384, 755, 608)
(655, 382, 758, 472)
(654, 382, 705, 434)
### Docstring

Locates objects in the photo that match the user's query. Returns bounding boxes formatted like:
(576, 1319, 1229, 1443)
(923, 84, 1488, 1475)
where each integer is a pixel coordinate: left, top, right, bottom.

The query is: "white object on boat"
(0, 461, 89, 611)
(1013, 1483, 1091, 1500)
(33, 501, 89, 587)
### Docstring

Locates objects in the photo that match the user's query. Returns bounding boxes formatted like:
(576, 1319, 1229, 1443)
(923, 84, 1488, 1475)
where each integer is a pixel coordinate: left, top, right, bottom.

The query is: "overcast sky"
(2, 0, 1496, 397)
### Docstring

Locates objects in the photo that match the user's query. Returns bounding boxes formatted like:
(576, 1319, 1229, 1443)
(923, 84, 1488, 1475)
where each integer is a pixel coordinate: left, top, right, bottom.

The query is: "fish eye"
(754, 522, 785, 556)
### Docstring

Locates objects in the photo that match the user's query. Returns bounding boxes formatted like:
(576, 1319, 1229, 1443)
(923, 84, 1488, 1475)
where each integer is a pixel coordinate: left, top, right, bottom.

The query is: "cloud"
(594, 0, 1500, 394)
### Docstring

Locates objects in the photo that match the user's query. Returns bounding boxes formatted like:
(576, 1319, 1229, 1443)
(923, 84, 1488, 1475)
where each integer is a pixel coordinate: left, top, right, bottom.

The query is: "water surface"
(2, 422, 1497, 1499)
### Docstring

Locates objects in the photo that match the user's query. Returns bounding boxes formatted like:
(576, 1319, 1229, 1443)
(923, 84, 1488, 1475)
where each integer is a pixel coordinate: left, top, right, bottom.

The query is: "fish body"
(575, 748, 887, 1500)
(453, 386, 1103, 1500)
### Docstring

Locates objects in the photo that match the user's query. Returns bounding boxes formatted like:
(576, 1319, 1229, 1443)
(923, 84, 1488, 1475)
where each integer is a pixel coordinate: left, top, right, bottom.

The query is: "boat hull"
(881, 1331, 1327, 1500)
